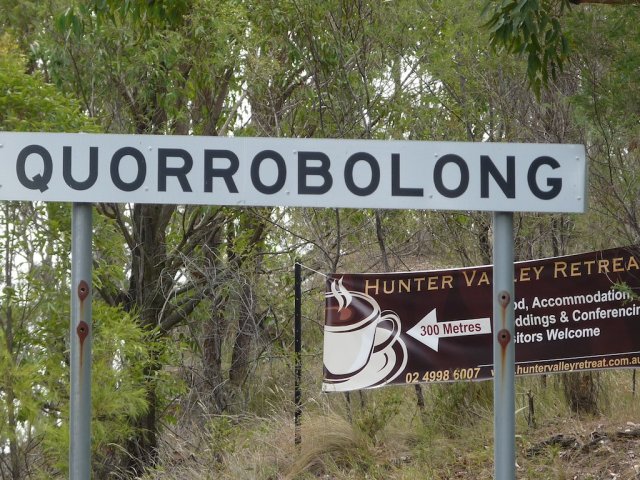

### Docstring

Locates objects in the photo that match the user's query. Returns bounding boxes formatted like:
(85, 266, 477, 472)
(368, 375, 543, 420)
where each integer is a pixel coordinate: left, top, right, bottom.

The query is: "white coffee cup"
(324, 291, 400, 379)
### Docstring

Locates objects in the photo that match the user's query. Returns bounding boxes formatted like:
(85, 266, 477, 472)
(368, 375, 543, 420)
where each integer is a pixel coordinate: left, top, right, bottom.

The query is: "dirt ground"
(517, 419, 640, 480)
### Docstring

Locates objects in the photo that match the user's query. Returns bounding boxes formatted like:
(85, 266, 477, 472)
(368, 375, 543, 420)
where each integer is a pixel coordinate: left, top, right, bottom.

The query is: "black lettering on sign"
(298, 151, 333, 195)
(528, 156, 562, 200)
(16, 145, 53, 192)
(251, 150, 286, 194)
(110, 147, 146, 192)
(344, 152, 380, 196)
(204, 150, 239, 193)
(392, 153, 423, 197)
(433, 154, 469, 198)
(480, 155, 515, 198)
(158, 148, 193, 192)
(63, 146, 98, 191)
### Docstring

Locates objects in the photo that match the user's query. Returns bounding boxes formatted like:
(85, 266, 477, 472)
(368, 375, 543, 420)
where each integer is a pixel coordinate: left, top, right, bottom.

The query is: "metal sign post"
(69, 203, 92, 479)
(493, 212, 515, 480)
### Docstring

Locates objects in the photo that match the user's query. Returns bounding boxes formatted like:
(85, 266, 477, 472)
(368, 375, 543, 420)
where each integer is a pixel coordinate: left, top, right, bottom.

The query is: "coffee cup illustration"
(324, 279, 401, 381)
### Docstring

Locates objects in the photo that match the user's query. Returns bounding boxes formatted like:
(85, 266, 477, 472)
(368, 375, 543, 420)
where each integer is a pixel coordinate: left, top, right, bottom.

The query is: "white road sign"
(0, 132, 586, 212)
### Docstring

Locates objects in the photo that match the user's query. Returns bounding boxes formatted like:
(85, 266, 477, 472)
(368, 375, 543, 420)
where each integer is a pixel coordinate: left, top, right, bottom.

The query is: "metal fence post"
(294, 261, 302, 446)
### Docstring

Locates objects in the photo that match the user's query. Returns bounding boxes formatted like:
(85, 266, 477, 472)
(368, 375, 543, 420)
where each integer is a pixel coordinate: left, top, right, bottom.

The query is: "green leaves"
(55, 6, 85, 39)
(483, 0, 572, 96)
(0, 35, 98, 132)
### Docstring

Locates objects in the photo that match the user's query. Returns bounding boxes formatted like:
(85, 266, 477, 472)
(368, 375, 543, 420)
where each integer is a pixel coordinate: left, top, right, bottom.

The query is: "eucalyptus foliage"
(0, 36, 152, 478)
(484, 0, 573, 96)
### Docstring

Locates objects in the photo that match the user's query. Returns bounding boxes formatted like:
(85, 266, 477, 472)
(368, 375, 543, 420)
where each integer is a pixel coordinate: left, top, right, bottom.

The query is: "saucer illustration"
(323, 332, 408, 392)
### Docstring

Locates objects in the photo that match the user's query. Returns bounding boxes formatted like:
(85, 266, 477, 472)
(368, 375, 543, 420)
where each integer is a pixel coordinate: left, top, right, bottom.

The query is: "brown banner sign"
(322, 246, 640, 392)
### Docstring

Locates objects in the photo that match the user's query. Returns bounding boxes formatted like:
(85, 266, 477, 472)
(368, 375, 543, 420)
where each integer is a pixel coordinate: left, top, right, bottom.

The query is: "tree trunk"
(200, 222, 228, 414)
(563, 372, 600, 415)
(229, 280, 255, 389)
(227, 211, 267, 401)
(202, 294, 228, 413)
(123, 204, 174, 475)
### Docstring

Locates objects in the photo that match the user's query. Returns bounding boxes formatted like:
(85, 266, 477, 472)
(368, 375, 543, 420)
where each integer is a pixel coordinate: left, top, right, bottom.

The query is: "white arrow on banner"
(406, 308, 491, 352)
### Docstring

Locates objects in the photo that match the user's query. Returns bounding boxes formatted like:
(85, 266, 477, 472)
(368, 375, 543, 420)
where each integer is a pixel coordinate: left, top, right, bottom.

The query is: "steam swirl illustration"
(329, 277, 353, 311)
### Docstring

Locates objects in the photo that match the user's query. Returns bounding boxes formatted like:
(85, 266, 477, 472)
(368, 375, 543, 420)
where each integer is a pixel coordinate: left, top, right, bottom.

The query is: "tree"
(483, 0, 640, 95)
(40, 1, 283, 473)
(485, 0, 640, 414)
(0, 35, 150, 478)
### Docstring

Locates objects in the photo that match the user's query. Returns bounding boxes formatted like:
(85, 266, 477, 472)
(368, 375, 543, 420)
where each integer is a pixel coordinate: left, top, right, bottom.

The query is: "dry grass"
(285, 413, 374, 479)
(144, 370, 640, 479)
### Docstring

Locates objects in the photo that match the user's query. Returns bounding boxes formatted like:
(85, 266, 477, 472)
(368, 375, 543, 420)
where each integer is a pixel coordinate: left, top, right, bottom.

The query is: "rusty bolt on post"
(77, 280, 89, 301)
(498, 290, 510, 309)
(497, 329, 511, 349)
(76, 321, 89, 341)
(498, 290, 511, 329)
